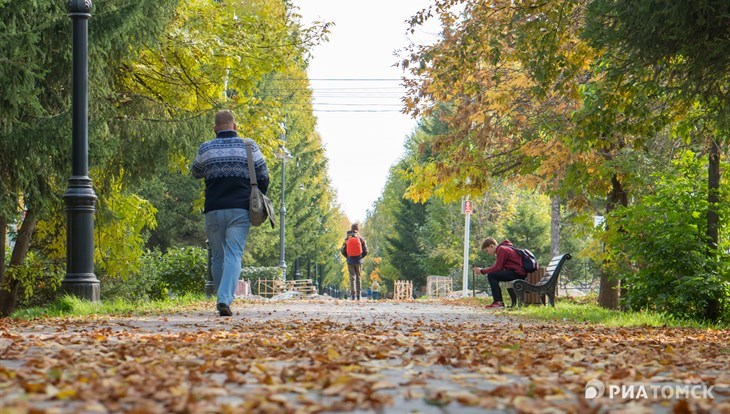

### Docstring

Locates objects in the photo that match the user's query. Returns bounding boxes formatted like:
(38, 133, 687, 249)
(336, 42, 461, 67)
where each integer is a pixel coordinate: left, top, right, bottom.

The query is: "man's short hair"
(215, 110, 235, 127)
(481, 237, 497, 250)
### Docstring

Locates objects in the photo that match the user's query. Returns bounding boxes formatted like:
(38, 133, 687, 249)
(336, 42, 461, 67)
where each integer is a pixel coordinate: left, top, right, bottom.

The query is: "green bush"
(10, 252, 64, 308)
(102, 249, 168, 301)
(158, 246, 207, 295)
(103, 247, 207, 301)
(602, 152, 729, 322)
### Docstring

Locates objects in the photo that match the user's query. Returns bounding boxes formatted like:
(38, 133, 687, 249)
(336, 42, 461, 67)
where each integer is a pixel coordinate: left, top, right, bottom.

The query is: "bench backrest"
(534, 253, 572, 286)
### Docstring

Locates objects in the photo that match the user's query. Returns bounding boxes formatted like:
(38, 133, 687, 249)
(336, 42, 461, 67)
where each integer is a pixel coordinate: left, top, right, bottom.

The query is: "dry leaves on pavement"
(0, 301, 729, 413)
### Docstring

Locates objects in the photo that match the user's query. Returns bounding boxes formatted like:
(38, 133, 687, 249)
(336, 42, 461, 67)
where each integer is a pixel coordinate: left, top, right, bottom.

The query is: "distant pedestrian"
(473, 237, 527, 309)
(340, 223, 368, 300)
(192, 110, 270, 316)
(371, 279, 380, 300)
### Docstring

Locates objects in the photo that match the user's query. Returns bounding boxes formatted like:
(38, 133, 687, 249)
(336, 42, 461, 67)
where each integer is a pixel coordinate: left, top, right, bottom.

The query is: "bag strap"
(244, 139, 258, 187)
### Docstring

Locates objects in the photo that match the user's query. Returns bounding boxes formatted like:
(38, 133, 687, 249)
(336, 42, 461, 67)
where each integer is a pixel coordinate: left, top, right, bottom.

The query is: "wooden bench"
(512, 253, 572, 307)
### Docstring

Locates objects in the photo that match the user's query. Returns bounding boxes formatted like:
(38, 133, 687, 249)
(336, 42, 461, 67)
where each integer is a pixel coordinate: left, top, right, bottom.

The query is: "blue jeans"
(205, 208, 251, 306)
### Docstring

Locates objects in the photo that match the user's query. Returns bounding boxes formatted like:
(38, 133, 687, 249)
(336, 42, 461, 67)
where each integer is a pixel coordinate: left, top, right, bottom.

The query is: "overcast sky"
(293, 0, 439, 223)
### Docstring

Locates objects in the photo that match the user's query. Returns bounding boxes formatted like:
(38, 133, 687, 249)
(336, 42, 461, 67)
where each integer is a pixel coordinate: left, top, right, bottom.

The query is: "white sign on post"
(462, 197, 471, 297)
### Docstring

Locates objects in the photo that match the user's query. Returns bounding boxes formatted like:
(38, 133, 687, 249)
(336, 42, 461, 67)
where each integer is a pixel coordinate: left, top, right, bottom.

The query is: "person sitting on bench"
(473, 237, 527, 309)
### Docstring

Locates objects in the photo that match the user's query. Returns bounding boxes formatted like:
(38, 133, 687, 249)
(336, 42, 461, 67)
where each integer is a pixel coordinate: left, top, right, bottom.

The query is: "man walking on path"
(341, 223, 368, 300)
(192, 110, 270, 316)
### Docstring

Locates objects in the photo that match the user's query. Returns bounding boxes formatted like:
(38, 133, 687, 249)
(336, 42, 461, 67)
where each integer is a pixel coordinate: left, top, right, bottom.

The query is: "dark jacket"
(340, 231, 368, 264)
(191, 130, 270, 213)
(480, 239, 526, 276)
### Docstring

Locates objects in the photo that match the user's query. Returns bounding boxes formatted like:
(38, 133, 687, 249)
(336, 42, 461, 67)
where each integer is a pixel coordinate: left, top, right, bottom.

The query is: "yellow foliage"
(33, 172, 157, 279)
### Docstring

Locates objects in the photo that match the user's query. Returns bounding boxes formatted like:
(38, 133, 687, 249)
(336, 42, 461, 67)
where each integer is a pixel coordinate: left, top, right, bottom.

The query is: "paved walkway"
(1, 300, 728, 413)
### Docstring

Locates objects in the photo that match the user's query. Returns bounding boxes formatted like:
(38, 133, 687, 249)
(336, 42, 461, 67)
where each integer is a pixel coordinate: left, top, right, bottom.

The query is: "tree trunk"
(550, 196, 561, 258)
(0, 216, 6, 285)
(704, 136, 721, 320)
(0, 209, 37, 317)
(598, 175, 627, 309)
(707, 137, 720, 251)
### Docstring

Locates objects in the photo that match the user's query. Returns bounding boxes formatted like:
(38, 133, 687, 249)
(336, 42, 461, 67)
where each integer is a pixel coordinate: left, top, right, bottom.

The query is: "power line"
(312, 102, 403, 107)
(297, 78, 403, 81)
(312, 109, 403, 113)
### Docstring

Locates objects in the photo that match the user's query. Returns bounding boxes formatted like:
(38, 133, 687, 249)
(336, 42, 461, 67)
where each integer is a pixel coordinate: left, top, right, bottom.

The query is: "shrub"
(102, 249, 168, 301)
(158, 246, 207, 295)
(602, 152, 729, 321)
(103, 247, 207, 301)
(10, 252, 64, 308)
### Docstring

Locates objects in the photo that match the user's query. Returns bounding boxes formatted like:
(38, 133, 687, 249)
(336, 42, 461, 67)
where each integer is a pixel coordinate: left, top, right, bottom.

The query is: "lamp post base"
(205, 282, 216, 298)
(61, 277, 100, 302)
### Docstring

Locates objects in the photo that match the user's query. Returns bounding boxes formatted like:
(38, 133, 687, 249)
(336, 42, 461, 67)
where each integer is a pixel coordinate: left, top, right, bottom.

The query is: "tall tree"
(0, 0, 179, 316)
(584, 0, 730, 318)
(0, 0, 333, 315)
(584, 0, 730, 252)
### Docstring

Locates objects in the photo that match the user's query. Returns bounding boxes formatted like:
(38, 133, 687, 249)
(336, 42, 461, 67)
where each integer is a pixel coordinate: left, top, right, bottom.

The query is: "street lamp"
(276, 124, 294, 280)
(61, 0, 100, 301)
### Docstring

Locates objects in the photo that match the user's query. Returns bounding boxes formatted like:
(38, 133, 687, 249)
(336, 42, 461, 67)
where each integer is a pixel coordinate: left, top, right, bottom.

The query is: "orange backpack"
(346, 235, 363, 257)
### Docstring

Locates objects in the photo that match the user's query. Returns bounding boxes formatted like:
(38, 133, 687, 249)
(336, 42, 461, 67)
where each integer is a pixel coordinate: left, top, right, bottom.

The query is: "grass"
(11, 293, 209, 320)
(504, 297, 730, 329)
(11, 292, 730, 330)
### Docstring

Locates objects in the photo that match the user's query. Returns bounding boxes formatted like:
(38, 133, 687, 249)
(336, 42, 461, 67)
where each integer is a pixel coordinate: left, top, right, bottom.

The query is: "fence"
(254, 278, 317, 298)
(394, 280, 413, 301)
(426, 276, 452, 298)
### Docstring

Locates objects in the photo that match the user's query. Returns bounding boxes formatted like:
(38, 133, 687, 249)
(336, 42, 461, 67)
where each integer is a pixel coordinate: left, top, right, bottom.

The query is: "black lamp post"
(293, 257, 301, 280)
(61, 0, 99, 301)
(276, 124, 293, 280)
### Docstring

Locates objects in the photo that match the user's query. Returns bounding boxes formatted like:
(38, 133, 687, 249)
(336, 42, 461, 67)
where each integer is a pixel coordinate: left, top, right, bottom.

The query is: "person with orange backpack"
(340, 223, 369, 300)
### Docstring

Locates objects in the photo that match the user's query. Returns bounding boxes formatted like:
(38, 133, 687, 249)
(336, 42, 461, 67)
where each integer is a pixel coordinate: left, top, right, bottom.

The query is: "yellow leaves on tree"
(400, 0, 598, 201)
(33, 172, 157, 279)
(120, 0, 297, 123)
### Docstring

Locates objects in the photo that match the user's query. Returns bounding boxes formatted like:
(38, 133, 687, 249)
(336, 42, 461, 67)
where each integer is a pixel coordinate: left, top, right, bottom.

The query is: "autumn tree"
(401, 0, 641, 304)
(583, 0, 730, 319)
(0, 0, 333, 315)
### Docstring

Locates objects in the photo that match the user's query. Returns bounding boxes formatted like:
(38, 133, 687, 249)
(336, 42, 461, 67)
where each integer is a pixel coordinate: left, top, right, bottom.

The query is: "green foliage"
(157, 246, 208, 296)
(602, 152, 730, 321)
(385, 190, 429, 289)
(4, 252, 63, 306)
(102, 247, 207, 303)
(33, 180, 158, 280)
(135, 173, 205, 250)
(584, 0, 730, 99)
(101, 249, 169, 302)
(504, 192, 551, 261)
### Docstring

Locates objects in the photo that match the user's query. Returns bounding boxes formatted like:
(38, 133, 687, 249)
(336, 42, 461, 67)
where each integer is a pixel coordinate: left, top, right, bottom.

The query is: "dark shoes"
(485, 301, 505, 309)
(217, 303, 232, 317)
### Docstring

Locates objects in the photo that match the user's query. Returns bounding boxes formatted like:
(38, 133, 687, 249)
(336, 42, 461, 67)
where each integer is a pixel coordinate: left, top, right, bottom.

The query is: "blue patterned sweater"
(191, 130, 270, 213)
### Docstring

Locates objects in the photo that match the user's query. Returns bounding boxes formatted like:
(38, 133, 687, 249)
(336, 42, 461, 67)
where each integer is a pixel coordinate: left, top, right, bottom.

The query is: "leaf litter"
(0, 301, 728, 413)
